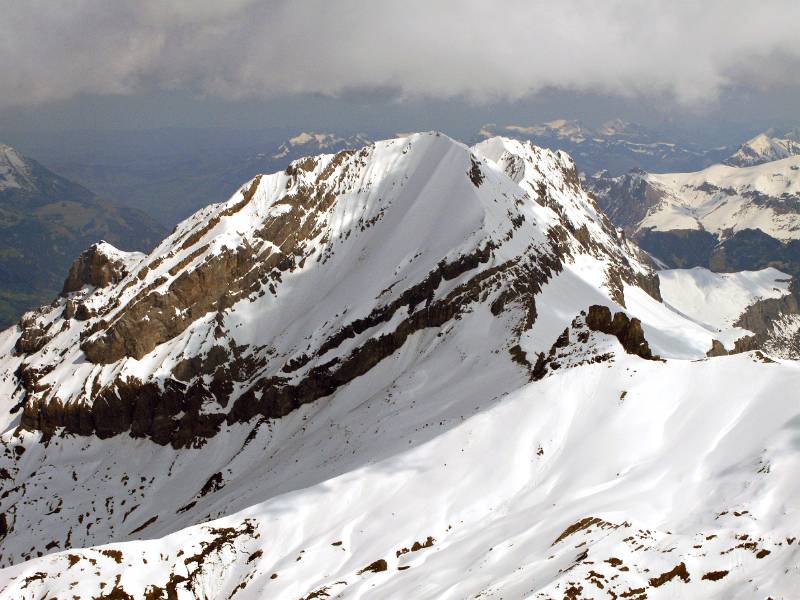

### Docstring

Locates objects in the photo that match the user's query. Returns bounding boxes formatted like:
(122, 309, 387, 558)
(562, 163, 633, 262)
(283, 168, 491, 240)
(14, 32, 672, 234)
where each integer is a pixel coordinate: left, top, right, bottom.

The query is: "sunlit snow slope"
(641, 156, 800, 241)
(0, 134, 798, 599)
(658, 266, 792, 349)
(725, 131, 800, 167)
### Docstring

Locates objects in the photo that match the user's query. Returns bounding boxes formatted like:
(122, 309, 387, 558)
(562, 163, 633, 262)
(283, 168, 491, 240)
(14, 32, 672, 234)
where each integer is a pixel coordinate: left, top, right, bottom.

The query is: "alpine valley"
(1, 133, 799, 600)
(0, 144, 164, 329)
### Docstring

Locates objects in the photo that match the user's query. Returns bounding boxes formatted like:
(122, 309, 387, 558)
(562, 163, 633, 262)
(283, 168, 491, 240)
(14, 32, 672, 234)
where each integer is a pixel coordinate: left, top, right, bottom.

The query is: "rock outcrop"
(61, 243, 136, 295)
(585, 304, 657, 360)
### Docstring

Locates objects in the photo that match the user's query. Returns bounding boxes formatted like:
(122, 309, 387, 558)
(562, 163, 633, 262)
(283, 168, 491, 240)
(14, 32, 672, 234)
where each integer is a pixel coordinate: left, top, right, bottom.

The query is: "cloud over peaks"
(2, 0, 799, 109)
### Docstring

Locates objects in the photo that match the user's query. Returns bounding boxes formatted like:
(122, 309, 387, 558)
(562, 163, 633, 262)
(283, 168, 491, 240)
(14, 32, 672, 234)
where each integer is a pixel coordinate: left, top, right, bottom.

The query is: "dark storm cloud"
(2, 0, 799, 109)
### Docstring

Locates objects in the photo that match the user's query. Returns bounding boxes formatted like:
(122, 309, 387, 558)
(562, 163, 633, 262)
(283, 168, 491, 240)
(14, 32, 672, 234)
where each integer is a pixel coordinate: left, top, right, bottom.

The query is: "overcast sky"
(1, 1, 799, 137)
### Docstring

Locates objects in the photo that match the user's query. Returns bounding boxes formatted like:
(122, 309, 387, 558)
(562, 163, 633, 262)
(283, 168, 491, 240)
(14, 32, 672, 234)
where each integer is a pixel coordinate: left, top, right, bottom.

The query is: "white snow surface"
(93, 240, 146, 268)
(657, 267, 792, 349)
(640, 155, 800, 240)
(0, 133, 799, 599)
(726, 132, 800, 167)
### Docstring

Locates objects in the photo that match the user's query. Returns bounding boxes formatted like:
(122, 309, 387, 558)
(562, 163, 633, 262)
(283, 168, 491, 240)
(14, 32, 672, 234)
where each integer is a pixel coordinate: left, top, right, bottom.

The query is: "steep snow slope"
(658, 267, 792, 348)
(1, 134, 799, 599)
(2, 353, 799, 599)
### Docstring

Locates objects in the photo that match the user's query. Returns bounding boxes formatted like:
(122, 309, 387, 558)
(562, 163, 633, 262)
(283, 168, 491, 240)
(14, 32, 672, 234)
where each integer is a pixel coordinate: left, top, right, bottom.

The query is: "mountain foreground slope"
(0, 143, 165, 329)
(0, 133, 798, 599)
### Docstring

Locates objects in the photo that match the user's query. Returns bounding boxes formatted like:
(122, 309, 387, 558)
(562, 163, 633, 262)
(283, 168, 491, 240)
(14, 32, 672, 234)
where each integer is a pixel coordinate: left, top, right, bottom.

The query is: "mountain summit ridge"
(1, 133, 800, 599)
(6, 132, 658, 449)
(0, 143, 35, 191)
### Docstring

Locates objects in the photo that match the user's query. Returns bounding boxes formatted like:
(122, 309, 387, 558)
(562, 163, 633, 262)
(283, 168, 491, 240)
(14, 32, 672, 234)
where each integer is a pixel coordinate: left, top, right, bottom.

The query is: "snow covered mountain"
(587, 156, 800, 275)
(725, 130, 800, 167)
(598, 156, 800, 241)
(0, 144, 35, 192)
(271, 132, 371, 161)
(478, 119, 726, 176)
(1, 133, 799, 599)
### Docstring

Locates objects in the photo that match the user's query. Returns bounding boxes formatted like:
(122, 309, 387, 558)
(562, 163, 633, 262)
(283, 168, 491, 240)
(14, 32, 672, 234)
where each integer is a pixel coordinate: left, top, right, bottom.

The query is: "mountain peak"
(6, 131, 800, 599)
(4, 131, 658, 452)
(0, 143, 34, 191)
(725, 130, 800, 167)
(61, 241, 145, 296)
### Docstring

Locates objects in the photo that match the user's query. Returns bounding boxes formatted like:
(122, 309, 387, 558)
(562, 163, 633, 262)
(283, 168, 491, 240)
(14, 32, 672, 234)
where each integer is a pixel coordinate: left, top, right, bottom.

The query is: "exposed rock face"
(706, 339, 728, 357)
(61, 243, 135, 295)
(734, 289, 800, 339)
(14, 313, 51, 355)
(530, 306, 659, 381)
(584, 305, 657, 361)
(22, 239, 566, 448)
(6, 133, 659, 449)
(585, 169, 664, 236)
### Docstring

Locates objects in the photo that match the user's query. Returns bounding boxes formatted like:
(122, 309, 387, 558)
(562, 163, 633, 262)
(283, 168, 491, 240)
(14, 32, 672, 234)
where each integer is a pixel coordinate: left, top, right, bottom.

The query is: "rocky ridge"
(1, 133, 799, 599)
(5, 133, 657, 451)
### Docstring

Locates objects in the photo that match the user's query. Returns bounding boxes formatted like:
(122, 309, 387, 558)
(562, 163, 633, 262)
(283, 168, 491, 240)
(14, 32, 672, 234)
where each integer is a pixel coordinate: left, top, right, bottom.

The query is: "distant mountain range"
(724, 129, 800, 167)
(270, 131, 371, 161)
(17, 121, 800, 234)
(32, 131, 374, 228)
(0, 143, 164, 328)
(477, 119, 731, 175)
(585, 130, 800, 275)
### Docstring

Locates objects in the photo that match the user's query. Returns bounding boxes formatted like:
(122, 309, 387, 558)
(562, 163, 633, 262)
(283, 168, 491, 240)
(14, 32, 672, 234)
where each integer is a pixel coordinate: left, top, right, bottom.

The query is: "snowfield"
(641, 155, 800, 241)
(1, 353, 798, 599)
(658, 267, 792, 349)
(0, 133, 798, 599)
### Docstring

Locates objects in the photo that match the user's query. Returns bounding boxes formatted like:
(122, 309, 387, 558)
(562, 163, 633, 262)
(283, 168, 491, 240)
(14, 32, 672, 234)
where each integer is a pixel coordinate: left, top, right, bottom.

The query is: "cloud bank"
(2, 0, 799, 109)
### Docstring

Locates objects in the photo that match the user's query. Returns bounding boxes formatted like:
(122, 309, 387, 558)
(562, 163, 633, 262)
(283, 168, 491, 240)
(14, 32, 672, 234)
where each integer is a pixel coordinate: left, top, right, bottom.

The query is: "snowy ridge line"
(2, 132, 799, 599)
(3, 132, 656, 450)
